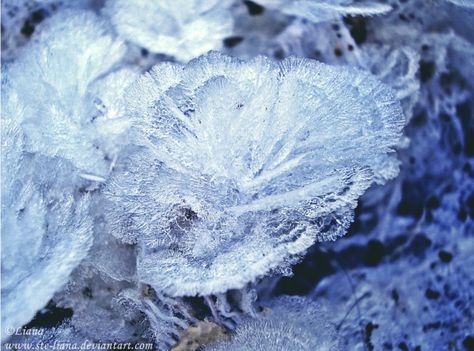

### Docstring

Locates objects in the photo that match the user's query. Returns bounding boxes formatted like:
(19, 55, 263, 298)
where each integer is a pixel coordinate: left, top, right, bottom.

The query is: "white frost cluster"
(1, 10, 135, 340)
(1, 1, 417, 347)
(104, 0, 234, 62)
(0, 0, 92, 60)
(104, 52, 404, 296)
(1, 92, 93, 340)
(206, 296, 339, 351)
(4, 10, 133, 177)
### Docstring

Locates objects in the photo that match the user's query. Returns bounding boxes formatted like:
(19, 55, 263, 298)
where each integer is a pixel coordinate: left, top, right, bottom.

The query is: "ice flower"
(104, 0, 234, 62)
(104, 52, 404, 297)
(4, 10, 132, 178)
(1, 90, 93, 340)
(1, 10, 135, 339)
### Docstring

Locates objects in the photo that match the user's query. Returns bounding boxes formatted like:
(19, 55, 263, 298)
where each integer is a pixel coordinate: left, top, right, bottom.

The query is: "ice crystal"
(255, 0, 392, 23)
(3, 10, 130, 177)
(0, 0, 94, 60)
(446, 0, 474, 7)
(1, 91, 93, 339)
(85, 217, 137, 283)
(206, 295, 338, 350)
(104, 52, 404, 296)
(53, 269, 147, 344)
(361, 45, 420, 121)
(2, 0, 473, 347)
(104, 0, 234, 62)
(113, 288, 196, 349)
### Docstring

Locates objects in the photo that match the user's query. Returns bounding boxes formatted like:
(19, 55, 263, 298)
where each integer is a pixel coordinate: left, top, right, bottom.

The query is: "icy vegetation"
(103, 52, 403, 296)
(1, 0, 473, 350)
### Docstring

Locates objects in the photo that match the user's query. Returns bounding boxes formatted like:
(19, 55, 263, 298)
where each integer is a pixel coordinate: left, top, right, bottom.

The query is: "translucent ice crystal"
(255, 0, 392, 23)
(53, 269, 147, 344)
(206, 295, 339, 350)
(4, 10, 130, 177)
(104, 0, 234, 62)
(104, 52, 404, 297)
(1, 90, 93, 340)
(361, 45, 420, 121)
(446, 0, 474, 8)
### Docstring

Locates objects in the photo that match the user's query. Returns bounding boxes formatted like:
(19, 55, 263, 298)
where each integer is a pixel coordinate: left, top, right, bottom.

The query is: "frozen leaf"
(172, 321, 229, 351)
(104, 52, 404, 297)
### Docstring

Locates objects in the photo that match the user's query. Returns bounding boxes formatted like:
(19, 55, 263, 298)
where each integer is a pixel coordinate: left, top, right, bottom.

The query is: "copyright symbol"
(5, 327, 15, 335)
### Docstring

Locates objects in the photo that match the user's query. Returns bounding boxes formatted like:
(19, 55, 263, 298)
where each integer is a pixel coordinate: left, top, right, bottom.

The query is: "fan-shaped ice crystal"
(205, 295, 339, 351)
(104, 52, 404, 297)
(255, 0, 392, 23)
(4, 10, 129, 177)
(1, 91, 93, 340)
(104, 0, 234, 62)
(0, 0, 94, 61)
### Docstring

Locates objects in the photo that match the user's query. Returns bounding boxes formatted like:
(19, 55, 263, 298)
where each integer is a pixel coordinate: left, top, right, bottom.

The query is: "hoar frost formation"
(1, 0, 473, 350)
(104, 52, 403, 297)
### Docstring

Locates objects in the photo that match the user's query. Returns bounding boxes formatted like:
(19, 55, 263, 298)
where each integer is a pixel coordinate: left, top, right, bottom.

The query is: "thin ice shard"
(255, 0, 392, 23)
(446, 0, 474, 8)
